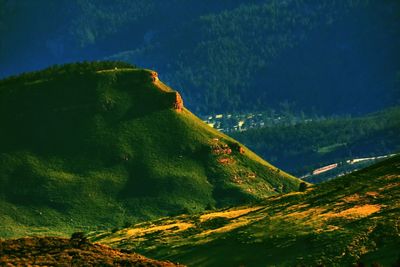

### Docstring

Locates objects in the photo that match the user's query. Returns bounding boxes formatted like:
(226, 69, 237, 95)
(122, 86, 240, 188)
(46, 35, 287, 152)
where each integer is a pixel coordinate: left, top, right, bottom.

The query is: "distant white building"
(312, 163, 338, 175)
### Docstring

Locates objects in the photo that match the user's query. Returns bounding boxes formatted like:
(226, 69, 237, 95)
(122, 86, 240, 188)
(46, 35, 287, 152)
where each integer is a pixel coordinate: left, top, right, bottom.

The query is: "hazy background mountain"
(1, 0, 399, 115)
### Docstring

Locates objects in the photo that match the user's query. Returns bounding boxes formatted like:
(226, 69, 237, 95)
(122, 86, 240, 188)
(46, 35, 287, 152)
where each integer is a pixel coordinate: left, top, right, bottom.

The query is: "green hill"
(91, 155, 400, 266)
(0, 62, 301, 238)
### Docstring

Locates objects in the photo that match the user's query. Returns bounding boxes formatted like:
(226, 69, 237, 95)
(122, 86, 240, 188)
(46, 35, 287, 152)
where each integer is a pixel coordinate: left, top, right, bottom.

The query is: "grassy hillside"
(91, 155, 400, 266)
(0, 62, 301, 238)
(231, 107, 400, 177)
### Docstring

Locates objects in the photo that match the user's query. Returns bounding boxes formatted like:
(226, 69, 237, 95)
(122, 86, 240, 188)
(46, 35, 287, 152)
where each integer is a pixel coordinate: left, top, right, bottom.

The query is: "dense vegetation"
(91, 155, 400, 266)
(231, 107, 400, 175)
(0, 63, 301, 238)
(1, 0, 399, 115)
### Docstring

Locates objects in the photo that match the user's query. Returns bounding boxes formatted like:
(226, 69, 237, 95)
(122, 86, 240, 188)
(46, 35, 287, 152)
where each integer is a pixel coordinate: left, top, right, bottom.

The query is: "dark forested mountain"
(1, 0, 399, 115)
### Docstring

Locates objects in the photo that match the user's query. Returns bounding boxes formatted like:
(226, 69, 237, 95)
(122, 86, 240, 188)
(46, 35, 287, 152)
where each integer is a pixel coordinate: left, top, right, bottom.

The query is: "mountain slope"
(91, 155, 400, 266)
(0, 62, 301, 238)
(231, 107, 400, 177)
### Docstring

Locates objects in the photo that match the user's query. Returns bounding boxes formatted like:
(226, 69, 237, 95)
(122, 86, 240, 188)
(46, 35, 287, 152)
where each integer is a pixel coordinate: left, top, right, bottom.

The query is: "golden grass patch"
(126, 222, 194, 237)
(197, 219, 250, 237)
(365, 191, 379, 198)
(199, 206, 262, 222)
(342, 194, 362, 203)
(381, 174, 400, 181)
(282, 204, 381, 224)
(285, 207, 326, 220)
(378, 182, 400, 191)
(323, 204, 381, 219)
(286, 203, 310, 211)
(315, 225, 341, 233)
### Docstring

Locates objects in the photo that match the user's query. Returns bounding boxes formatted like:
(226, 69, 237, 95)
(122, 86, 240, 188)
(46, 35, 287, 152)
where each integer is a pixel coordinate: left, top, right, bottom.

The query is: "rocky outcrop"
(218, 157, 234, 164)
(173, 92, 184, 112)
(211, 141, 245, 155)
(147, 70, 183, 111)
(150, 71, 159, 82)
(231, 143, 245, 154)
(211, 144, 232, 155)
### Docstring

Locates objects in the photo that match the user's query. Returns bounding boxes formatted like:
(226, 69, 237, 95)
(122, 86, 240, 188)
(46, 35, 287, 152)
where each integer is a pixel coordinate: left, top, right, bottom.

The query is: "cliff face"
(148, 70, 184, 112)
(173, 92, 184, 111)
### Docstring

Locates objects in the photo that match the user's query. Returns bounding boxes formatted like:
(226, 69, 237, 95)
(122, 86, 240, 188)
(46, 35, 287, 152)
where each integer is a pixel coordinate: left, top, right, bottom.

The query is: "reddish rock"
(151, 71, 159, 82)
(231, 143, 245, 154)
(218, 158, 233, 164)
(212, 147, 232, 155)
(173, 92, 184, 112)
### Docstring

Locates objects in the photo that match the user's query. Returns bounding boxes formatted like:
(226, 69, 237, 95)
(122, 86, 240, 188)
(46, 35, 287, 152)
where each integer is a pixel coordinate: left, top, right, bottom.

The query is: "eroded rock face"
(151, 71, 159, 82)
(173, 92, 184, 112)
(147, 70, 183, 111)
(211, 143, 232, 155)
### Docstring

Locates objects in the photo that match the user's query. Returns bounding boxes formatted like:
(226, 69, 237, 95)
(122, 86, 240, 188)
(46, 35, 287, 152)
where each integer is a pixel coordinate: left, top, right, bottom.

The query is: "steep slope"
(0, 62, 301, 238)
(92, 155, 400, 266)
(0, 235, 181, 266)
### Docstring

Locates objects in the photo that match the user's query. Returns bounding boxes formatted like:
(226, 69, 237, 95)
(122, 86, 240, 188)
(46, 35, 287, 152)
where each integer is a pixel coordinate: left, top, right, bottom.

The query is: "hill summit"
(0, 62, 302, 237)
